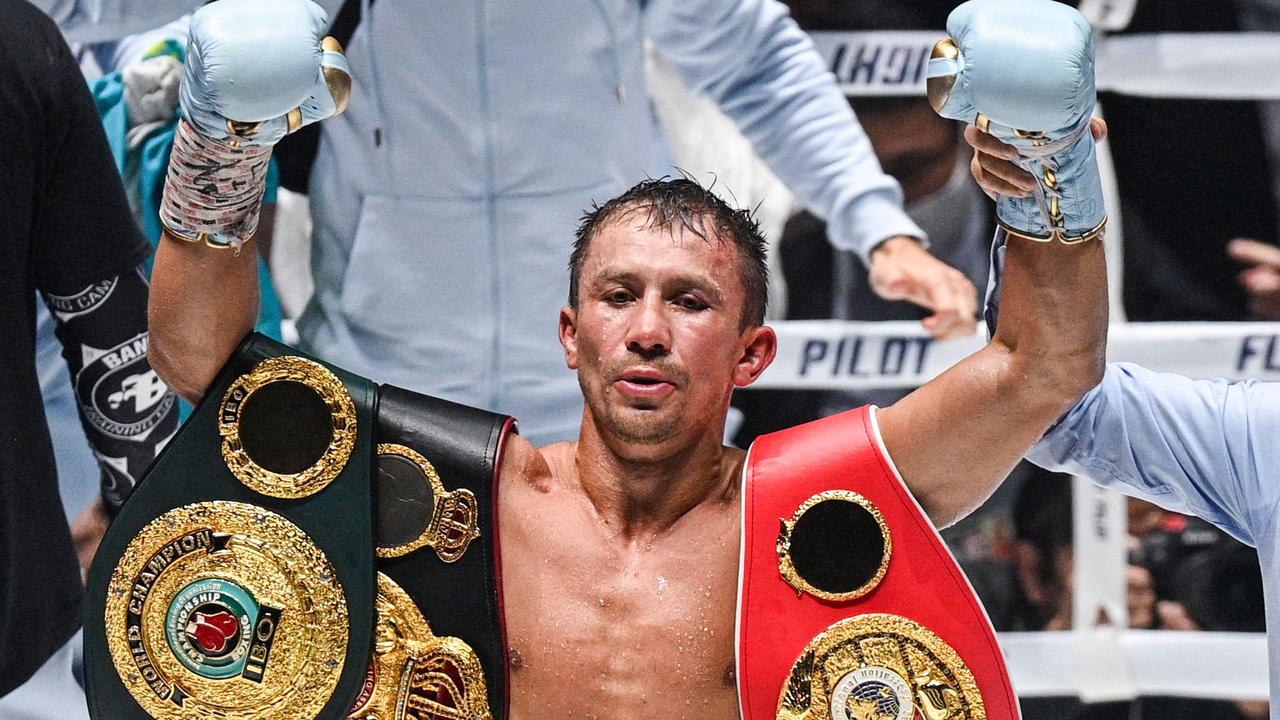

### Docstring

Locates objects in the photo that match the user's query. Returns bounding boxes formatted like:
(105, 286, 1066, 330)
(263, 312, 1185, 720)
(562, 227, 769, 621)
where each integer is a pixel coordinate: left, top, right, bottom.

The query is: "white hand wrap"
(159, 119, 271, 252)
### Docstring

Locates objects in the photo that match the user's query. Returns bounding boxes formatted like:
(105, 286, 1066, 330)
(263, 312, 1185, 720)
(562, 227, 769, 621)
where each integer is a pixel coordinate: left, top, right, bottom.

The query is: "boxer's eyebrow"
(597, 269, 642, 287)
(666, 274, 723, 304)
(594, 269, 724, 304)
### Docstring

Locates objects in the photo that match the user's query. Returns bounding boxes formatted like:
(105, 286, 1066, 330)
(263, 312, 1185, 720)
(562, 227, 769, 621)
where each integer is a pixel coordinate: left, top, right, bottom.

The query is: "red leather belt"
(737, 406, 1019, 720)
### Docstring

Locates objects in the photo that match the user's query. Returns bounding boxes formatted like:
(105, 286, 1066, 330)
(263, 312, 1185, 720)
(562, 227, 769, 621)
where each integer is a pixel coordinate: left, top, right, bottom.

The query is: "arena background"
(33, 0, 1279, 716)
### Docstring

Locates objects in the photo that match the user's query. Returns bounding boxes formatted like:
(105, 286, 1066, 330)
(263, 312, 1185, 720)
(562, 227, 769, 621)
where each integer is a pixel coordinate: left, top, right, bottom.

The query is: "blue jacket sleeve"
(1028, 362, 1280, 546)
(641, 0, 925, 261)
(33, 0, 202, 42)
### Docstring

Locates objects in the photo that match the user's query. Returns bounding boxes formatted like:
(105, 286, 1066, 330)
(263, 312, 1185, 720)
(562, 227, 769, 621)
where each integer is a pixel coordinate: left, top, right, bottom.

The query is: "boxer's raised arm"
(881, 229, 1107, 527)
(876, 0, 1108, 527)
(148, 0, 350, 402)
(149, 232, 261, 402)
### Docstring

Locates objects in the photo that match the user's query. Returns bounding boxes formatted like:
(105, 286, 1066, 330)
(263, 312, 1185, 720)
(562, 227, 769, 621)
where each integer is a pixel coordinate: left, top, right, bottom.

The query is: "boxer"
(93, 0, 1109, 717)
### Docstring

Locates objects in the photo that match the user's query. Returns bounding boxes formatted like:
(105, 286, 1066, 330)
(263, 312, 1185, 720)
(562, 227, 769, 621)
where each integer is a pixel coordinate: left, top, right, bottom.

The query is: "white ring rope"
(1002, 630, 1269, 699)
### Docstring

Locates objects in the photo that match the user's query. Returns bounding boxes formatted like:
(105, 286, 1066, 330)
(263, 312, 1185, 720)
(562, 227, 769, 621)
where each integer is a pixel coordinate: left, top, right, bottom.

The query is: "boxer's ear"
(733, 325, 776, 388)
(560, 306, 580, 370)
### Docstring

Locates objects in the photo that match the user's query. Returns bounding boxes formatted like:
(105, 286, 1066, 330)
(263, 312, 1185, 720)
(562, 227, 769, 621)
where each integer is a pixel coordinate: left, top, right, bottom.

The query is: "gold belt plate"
(374, 443, 481, 563)
(778, 614, 984, 720)
(104, 501, 349, 719)
(348, 573, 492, 720)
(219, 355, 357, 499)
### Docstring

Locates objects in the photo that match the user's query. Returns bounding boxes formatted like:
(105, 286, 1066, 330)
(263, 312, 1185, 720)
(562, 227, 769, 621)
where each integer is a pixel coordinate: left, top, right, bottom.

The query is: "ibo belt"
(85, 334, 513, 720)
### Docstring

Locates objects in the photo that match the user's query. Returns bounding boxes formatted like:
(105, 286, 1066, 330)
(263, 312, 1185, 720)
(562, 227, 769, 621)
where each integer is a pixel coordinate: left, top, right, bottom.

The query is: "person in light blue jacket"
(971, 119, 1280, 715)
(32, 0, 981, 445)
(1030, 365, 1280, 713)
(32, 0, 198, 42)
(300, 0, 978, 443)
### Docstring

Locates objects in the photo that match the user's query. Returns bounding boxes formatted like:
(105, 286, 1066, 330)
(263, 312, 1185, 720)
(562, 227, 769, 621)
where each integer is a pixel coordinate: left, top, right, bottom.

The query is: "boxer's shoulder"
(502, 434, 559, 493)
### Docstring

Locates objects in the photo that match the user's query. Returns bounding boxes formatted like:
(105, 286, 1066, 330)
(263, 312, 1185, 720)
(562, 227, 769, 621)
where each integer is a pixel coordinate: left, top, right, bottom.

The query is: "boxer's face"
(561, 218, 775, 453)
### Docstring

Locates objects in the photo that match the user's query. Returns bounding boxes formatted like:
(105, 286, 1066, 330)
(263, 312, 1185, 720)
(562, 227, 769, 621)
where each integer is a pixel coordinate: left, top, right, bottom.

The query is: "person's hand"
(1126, 564, 1157, 629)
(963, 117, 1108, 201)
(1156, 599, 1201, 631)
(70, 495, 111, 584)
(869, 236, 978, 340)
(1228, 238, 1280, 320)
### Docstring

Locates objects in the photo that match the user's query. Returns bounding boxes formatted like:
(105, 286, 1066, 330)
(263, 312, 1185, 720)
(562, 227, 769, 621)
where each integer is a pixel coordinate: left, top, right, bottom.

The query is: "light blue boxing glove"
(181, 0, 350, 145)
(927, 0, 1105, 244)
(160, 0, 350, 250)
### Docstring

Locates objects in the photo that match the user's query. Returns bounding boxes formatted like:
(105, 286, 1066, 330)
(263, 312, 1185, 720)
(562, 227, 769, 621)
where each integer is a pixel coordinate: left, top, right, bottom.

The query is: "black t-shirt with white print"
(0, 0, 177, 696)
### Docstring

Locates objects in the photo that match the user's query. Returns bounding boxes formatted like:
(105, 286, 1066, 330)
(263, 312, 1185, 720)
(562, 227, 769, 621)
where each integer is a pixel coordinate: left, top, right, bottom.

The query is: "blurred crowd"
(12, 0, 1280, 718)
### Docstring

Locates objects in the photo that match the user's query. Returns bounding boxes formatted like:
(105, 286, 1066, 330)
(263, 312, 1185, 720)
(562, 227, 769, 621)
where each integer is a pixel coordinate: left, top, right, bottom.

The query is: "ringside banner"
(808, 31, 939, 97)
(755, 321, 1280, 390)
(810, 31, 1280, 100)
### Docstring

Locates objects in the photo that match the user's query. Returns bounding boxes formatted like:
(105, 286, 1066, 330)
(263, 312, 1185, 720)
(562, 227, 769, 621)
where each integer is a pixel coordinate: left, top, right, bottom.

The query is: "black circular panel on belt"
(375, 453, 437, 548)
(788, 498, 885, 596)
(239, 380, 334, 474)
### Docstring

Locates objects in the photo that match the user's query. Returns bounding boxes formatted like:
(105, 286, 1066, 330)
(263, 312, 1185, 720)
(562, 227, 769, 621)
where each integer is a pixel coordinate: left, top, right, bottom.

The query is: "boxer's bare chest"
(498, 459, 743, 720)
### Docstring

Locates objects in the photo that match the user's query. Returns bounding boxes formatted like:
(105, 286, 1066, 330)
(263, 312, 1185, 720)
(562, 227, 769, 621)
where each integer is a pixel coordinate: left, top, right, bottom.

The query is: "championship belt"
(85, 334, 513, 720)
(353, 386, 514, 720)
(737, 407, 1019, 720)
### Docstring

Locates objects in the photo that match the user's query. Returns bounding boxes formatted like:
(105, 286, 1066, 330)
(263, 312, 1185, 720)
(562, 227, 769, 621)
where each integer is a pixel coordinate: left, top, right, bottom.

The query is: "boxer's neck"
(571, 420, 739, 541)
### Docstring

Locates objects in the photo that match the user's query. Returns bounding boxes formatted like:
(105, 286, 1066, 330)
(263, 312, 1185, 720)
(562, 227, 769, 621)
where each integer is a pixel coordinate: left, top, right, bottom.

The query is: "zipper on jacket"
(588, 0, 626, 103)
(476, 0, 502, 408)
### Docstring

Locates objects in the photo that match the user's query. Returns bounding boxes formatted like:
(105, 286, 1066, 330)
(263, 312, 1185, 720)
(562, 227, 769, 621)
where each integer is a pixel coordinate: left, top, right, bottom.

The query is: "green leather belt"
(85, 333, 512, 720)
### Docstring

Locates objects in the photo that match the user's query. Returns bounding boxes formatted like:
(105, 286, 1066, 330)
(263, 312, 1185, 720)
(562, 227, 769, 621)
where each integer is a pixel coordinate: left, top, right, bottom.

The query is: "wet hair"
(568, 178, 769, 331)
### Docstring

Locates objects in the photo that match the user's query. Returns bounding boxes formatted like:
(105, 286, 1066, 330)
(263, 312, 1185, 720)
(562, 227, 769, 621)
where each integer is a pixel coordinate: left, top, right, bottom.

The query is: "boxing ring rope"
(751, 321, 1280, 390)
(747, 27, 1280, 701)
